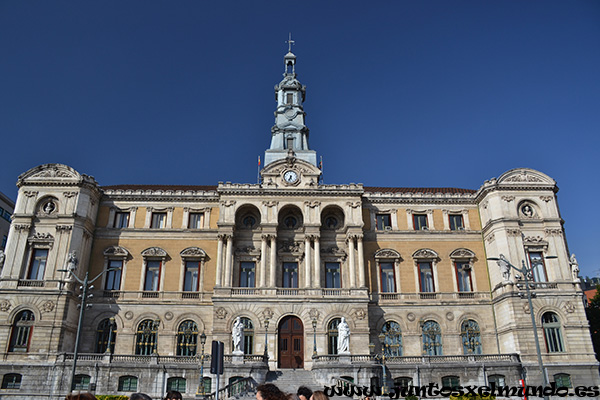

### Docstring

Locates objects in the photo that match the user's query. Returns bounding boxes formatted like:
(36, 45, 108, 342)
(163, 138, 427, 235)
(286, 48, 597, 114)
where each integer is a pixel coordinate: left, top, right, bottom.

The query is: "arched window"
(460, 320, 482, 354)
(242, 317, 254, 354)
(135, 319, 159, 355)
(1, 373, 22, 389)
(381, 321, 402, 357)
(542, 312, 564, 352)
(95, 318, 117, 353)
(167, 377, 186, 392)
(9, 310, 35, 352)
(422, 320, 442, 356)
(74, 374, 91, 390)
(327, 318, 341, 354)
(177, 320, 198, 356)
(118, 376, 138, 392)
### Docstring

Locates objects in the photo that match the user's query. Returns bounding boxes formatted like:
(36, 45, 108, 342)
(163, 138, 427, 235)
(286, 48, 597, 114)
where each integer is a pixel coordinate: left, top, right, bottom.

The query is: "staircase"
(264, 369, 324, 395)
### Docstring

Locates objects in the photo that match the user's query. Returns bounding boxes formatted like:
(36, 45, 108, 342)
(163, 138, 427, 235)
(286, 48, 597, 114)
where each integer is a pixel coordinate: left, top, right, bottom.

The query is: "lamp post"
(57, 266, 119, 392)
(263, 318, 270, 358)
(488, 254, 556, 399)
(197, 332, 207, 397)
(105, 317, 116, 354)
(312, 319, 318, 358)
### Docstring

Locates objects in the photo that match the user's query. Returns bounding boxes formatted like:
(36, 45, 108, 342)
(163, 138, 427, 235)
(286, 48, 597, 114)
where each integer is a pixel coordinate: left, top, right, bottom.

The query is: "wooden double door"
(278, 316, 303, 368)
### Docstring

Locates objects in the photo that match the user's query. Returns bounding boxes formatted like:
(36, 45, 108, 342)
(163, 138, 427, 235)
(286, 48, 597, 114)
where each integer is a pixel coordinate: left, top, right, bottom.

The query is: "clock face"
(283, 170, 298, 183)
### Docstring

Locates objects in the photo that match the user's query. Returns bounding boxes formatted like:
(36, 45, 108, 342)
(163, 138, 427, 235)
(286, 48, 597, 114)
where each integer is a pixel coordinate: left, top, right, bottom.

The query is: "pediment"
(261, 156, 322, 189)
(17, 163, 98, 188)
(497, 168, 555, 185)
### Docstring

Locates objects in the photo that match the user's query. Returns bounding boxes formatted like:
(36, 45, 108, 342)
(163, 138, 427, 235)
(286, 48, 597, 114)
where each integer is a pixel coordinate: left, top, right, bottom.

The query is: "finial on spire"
(286, 32, 295, 53)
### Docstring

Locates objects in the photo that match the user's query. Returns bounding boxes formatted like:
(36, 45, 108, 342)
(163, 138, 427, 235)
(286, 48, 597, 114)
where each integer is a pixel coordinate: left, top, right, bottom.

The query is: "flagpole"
(257, 156, 261, 184)
(319, 156, 323, 184)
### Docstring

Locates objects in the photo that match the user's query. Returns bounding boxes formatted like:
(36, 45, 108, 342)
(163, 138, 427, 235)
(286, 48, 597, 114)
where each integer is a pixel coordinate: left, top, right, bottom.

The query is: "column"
(357, 235, 365, 287)
(215, 235, 224, 287)
(348, 236, 356, 288)
(304, 236, 312, 288)
(314, 236, 321, 288)
(224, 235, 233, 287)
(260, 235, 268, 287)
(269, 235, 277, 287)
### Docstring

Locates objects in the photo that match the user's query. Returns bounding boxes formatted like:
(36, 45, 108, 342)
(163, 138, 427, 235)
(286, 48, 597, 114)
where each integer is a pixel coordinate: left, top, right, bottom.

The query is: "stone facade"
(0, 50, 597, 400)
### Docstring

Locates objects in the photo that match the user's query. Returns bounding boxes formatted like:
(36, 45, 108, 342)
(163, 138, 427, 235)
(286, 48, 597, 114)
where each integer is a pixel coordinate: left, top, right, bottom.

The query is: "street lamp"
(488, 254, 557, 398)
(263, 318, 270, 358)
(105, 317, 116, 354)
(312, 319, 318, 358)
(197, 331, 207, 397)
(57, 266, 119, 392)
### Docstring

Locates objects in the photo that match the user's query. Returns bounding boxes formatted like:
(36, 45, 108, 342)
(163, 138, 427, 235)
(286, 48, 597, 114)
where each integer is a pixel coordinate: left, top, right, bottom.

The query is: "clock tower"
(264, 38, 317, 168)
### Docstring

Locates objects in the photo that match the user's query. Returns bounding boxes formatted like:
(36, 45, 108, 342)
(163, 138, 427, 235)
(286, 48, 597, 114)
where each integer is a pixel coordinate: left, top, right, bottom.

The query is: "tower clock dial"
(283, 170, 299, 184)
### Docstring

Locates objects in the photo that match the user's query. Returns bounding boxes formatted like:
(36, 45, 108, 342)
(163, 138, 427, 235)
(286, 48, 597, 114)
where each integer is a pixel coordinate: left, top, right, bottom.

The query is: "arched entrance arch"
(278, 316, 303, 368)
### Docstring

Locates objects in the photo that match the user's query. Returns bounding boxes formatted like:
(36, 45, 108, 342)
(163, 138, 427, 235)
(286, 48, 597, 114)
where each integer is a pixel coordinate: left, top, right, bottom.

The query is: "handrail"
(205, 376, 258, 400)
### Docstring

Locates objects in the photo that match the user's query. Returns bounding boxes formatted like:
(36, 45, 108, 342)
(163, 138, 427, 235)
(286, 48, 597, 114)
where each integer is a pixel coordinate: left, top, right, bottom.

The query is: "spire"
(264, 37, 317, 168)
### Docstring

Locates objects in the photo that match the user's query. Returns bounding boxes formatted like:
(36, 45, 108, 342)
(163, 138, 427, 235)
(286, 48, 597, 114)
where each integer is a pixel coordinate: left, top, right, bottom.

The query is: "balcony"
(376, 291, 490, 303)
(312, 353, 520, 366)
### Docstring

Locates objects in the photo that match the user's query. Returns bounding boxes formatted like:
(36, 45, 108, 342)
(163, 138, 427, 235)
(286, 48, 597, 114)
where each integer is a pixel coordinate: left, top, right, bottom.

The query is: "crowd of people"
(63, 384, 329, 400)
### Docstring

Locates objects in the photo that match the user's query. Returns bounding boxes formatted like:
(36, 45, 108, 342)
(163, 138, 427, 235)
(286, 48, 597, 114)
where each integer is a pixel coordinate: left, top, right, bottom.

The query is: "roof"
(102, 184, 218, 191)
(363, 187, 476, 194)
(585, 288, 597, 305)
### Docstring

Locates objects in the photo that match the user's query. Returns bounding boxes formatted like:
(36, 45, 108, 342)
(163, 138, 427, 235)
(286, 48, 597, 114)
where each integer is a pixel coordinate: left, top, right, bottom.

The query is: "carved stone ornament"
(14, 224, 31, 231)
(304, 200, 321, 208)
(544, 228, 562, 236)
(124, 311, 134, 320)
(24, 191, 38, 198)
(215, 307, 228, 319)
(485, 233, 495, 244)
(520, 204, 535, 218)
(446, 312, 455, 321)
(506, 229, 522, 237)
(523, 304, 530, 314)
(412, 248, 438, 259)
(220, 200, 236, 208)
(164, 311, 174, 321)
(321, 246, 347, 258)
(354, 309, 366, 320)
(262, 308, 274, 321)
(407, 312, 416, 322)
(482, 200, 488, 209)
(347, 201, 361, 209)
(0, 300, 11, 312)
(501, 195, 515, 202)
(503, 171, 544, 183)
(262, 200, 279, 208)
(42, 200, 57, 215)
(235, 246, 256, 255)
(540, 196, 553, 202)
(523, 236, 546, 244)
(278, 240, 302, 253)
(308, 308, 319, 321)
(141, 247, 167, 258)
(30, 166, 78, 179)
(104, 246, 130, 257)
(56, 225, 73, 232)
(449, 248, 476, 259)
(63, 191, 78, 198)
(374, 248, 401, 260)
(564, 302, 575, 314)
(180, 247, 207, 258)
(42, 300, 55, 313)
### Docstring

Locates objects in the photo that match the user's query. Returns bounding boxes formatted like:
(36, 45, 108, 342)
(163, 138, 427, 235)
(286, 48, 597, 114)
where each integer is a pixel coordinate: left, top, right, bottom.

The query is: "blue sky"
(1, 1, 598, 277)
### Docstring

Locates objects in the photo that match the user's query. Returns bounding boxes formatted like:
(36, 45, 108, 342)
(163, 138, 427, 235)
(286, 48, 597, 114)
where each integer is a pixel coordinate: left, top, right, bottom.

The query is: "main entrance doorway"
(278, 316, 304, 368)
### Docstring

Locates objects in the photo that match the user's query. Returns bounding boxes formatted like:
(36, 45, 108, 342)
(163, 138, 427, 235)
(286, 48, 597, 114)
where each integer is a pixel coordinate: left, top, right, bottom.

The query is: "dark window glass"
(1, 374, 22, 389)
(461, 320, 482, 354)
(325, 262, 341, 288)
(286, 93, 294, 104)
(542, 312, 565, 352)
(455, 262, 472, 292)
(242, 318, 254, 354)
(105, 260, 123, 290)
(376, 214, 391, 230)
(529, 252, 547, 282)
(189, 212, 204, 229)
(449, 214, 464, 230)
(422, 320, 442, 356)
(27, 249, 48, 280)
(394, 377, 412, 389)
(184, 261, 200, 291)
(418, 262, 435, 292)
(380, 262, 396, 292)
(554, 374, 572, 388)
(73, 374, 91, 391)
(381, 321, 402, 356)
(135, 320, 158, 355)
(167, 377, 186, 392)
(9, 310, 34, 352)
(150, 212, 166, 228)
(177, 320, 198, 356)
(441, 376, 460, 389)
(114, 212, 130, 228)
(118, 375, 138, 392)
(95, 318, 117, 353)
(144, 261, 161, 291)
(413, 214, 428, 230)
(488, 375, 505, 387)
(282, 262, 298, 288)
(327, 318, 341, 355)
(240, 262, 255, 288)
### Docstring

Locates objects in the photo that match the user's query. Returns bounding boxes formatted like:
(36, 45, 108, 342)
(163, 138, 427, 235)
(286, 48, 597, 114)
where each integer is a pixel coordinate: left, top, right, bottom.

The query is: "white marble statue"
(0, 250, 5, 269)
(570, 253, 580, 282)
(67, 251, 78, 271)
(232, 317, 244, 354)
(497, 253, 511, 282)
(337, 317, 350, 354)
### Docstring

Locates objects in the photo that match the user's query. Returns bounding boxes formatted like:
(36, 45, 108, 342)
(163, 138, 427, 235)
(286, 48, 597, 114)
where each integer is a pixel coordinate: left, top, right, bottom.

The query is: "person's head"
(297, 386, 313, 400)
(165, 391, 182, 400)
(130, 393, 153, 400)
(256, 384, 286, 400)
(310, 391, 329, 400)
(65, 394, 97, 400)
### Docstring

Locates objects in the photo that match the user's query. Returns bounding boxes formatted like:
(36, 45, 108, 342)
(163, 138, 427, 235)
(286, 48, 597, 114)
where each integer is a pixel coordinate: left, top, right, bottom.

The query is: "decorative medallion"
(520, 204, 535, 218)
(42, 300, 55, 313)
(124, 311, 134, 320)
(564, 302, 575, 314)
(215, 307, 228, 319)
(42, 200, 57, 215)
(262, 308, 274, 321)
(0, 300, 11, 312)
(407, 313, 416, 322)
(164, 311, 174, 321)
(354, 309, 366, 320)
(446, 312, 454, 321)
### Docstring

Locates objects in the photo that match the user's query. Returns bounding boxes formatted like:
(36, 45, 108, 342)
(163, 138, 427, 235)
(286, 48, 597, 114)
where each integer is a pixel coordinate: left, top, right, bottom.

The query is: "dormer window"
(286, 93, 294, 104)
(286, 137, 294, 150)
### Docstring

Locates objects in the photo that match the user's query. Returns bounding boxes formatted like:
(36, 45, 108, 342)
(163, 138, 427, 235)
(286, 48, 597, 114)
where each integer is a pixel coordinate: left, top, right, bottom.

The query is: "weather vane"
(286, 32, 295, 52)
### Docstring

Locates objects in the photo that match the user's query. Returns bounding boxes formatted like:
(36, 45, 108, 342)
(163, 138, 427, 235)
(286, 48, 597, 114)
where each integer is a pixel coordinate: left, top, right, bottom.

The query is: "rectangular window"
(188, 212, 204, 229)
(413, 214, 428, 230)
(449, 214, 464, 230)
(529, 252, 547, 282)
(150, 212, 167, 229)
(73, 375, 91, 391)
(2, 235, 7, 249)
(1, 374, 22, 389)
(239, 262, 256, 288)
(376, 214, 391, 230)
(114, 212, 130, 228)
(118, 376, 138, 392)
(144, 261, 161, 291)
(286, 137, 294, 149)
(282, 262, 298, 288)
(105, 260, 123, 290)
(455, 262, 472, 292)
(380, 262, 396, 292)
(183, 261, 200, 291)
(27, 249, 48, 280)
(325, 262, 341, 288)
(2, 210, 10, 222)
(418, 262, 435, 292)
(286, 93, 294, 104)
